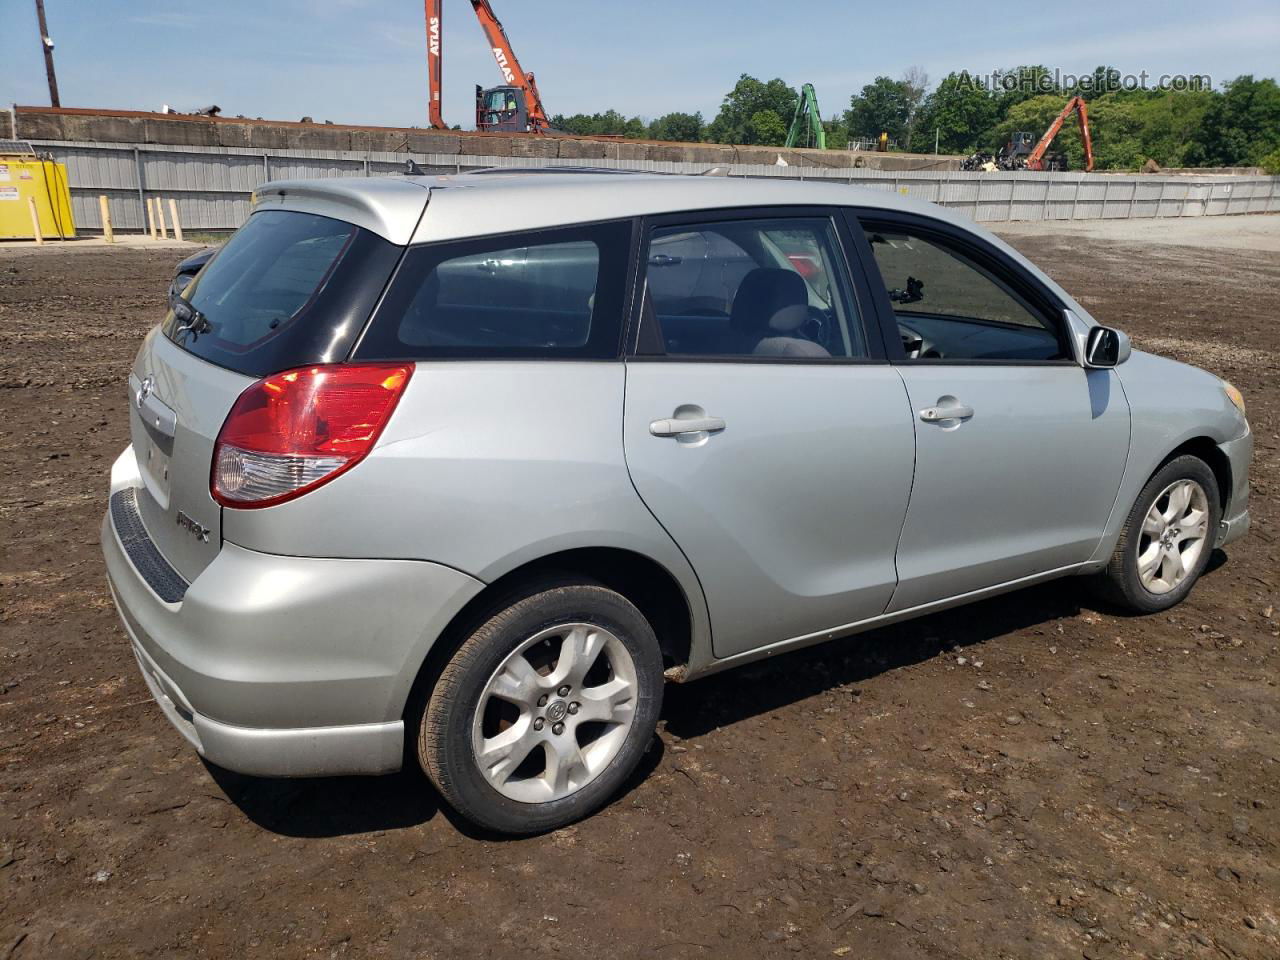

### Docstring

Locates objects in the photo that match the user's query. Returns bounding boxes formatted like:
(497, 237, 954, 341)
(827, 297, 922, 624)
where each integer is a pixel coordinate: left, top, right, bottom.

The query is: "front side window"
(484, 89, 518, 113)
(358, 221, 631, 360)
(641, 217, 866, 359)
(860, 223, 1067, 362)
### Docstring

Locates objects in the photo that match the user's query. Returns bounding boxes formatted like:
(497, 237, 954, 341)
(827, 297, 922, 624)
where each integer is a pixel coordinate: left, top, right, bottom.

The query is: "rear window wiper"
(172, 295, 212, 341)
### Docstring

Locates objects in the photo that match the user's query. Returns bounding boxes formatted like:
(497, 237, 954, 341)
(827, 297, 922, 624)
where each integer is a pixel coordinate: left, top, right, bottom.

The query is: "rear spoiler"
(253, 178, 430, 245)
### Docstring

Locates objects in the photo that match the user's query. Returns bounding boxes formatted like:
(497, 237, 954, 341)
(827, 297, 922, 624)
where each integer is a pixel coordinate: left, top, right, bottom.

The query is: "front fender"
(1087, 350, 1248, 566)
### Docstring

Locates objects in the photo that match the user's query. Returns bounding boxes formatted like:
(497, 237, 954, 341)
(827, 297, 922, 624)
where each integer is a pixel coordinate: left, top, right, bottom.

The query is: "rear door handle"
(650, 416, 726, 437)
(918, 400, 974, 423)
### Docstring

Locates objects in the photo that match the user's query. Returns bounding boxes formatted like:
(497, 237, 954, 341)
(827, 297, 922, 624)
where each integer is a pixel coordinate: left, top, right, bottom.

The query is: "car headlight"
(1223, 380, 1246, 418)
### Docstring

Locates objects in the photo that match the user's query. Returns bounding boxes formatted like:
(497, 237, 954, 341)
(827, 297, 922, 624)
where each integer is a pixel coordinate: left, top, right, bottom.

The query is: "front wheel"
(418, 580, 664, 834)
(1097, 455, 1221, 613)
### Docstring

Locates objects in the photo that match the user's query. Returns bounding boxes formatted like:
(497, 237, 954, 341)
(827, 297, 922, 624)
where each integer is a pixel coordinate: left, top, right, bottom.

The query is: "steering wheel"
(802, 305, 830, 347)
(898, 322, 940, 360)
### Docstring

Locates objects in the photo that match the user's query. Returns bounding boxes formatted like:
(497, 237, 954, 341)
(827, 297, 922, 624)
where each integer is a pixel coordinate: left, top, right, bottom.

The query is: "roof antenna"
(404, 158, 427, 176)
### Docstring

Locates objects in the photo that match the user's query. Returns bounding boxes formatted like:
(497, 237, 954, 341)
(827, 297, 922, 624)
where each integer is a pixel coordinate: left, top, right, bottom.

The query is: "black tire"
(418, 579, 663, 834)
(1096, 455, 1221, 613)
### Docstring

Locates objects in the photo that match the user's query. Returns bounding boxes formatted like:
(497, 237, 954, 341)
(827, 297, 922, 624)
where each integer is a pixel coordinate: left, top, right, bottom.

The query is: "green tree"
(545, 69, 1280, 170)
(994, 94, 1068, 151)
(1083, 94, 1147, 169)
(993, 92, 1148, 170)
(1187, 75, 1280, 166)
(845, 76, 912, 143)
(912, 71, 1000, 154)
(823, 114, 850, 150)
(1130, 89, 1213, 167)
(746, 109, 788, 146)
(550, 109, 646, 138)
(900, 66, 930, 151)
(647, 111, 704, 143)
(993, 65, 1058, 114)
(1078, 65, 1122, 100)
(706, 75, 799, 145)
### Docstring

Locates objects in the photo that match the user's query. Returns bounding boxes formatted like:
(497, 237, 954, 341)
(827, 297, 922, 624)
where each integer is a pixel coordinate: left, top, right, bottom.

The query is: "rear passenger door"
(622, 209, 916, 659)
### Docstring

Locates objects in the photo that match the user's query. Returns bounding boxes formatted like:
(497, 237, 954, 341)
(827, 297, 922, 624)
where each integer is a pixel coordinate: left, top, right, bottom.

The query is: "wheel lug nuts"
(568, 702, 580, 715)
(552, 722, 565, 735)
(537, 694, 548, 707)
(533, 717, 545, 731)
(557, 685, 570, 696)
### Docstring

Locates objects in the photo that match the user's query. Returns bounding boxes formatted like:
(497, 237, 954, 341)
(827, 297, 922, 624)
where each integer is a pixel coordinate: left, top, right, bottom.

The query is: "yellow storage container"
(0, 154, 76, 240)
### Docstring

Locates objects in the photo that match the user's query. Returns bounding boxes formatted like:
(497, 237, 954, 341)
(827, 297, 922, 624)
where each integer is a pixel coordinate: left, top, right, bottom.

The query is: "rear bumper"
(123, 629, 404, 777)
(1217, 427, 1252, 548)
(102, 472, 485, 778)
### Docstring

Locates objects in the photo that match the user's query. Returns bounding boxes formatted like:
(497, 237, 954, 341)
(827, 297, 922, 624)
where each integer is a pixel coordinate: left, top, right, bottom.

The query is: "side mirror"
(1084, 326, 1131, 368)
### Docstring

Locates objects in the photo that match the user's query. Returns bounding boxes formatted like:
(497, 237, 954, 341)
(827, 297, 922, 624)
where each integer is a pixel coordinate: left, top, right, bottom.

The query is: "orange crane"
(1026, 95, 1094, 172)
(425, 0, 552, 134)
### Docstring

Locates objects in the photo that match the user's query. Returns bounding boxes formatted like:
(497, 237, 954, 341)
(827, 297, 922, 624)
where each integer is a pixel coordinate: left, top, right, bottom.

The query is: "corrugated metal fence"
(33, 139, 1280, 234)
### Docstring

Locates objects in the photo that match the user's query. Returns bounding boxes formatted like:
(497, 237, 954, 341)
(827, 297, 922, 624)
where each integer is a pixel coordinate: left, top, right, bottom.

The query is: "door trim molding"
(679, 562, 1087, 681)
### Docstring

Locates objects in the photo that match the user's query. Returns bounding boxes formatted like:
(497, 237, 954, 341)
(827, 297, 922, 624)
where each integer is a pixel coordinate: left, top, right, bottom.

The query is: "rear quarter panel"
(220, 361, 713, 659)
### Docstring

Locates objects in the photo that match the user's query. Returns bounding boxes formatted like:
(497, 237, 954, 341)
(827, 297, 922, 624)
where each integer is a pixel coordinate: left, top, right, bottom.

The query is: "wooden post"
(28, 197, 44, 244)
(99, 195, 115, 243)
(146, 197, 157, 239)
(167, 198, 184, 242)
(156, 197, 169, 239)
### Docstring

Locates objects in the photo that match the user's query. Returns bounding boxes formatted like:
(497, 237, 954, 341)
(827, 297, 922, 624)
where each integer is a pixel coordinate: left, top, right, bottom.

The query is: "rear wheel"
(418, 580, 663, 834)
(1098, 455, 1220, 613)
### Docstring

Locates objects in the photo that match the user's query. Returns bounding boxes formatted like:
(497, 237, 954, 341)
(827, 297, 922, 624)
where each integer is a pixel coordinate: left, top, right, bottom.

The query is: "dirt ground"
(1, 216, 1277, 960)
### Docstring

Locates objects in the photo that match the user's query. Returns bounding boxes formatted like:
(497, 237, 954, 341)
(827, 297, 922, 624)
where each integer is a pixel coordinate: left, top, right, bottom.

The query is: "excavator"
(1026, 95, 1094, 172)
(784, 84, 826, 149)
(425, 0, 552, 134)
(962, 95, 1095, 172)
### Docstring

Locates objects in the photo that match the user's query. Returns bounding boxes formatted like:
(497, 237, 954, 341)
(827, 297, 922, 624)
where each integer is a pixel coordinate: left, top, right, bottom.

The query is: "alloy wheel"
(1136, 478, 1210, 595)
(470, 622, 638, 803)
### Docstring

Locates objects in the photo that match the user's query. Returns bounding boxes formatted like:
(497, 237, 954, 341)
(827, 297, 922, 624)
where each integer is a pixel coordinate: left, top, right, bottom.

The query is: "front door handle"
(650, 415, 726, 437)
(918, 399, 974, 423)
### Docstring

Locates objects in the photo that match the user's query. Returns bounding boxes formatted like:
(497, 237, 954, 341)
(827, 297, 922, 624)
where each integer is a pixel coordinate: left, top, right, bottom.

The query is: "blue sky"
(3, 0, 1278, 129)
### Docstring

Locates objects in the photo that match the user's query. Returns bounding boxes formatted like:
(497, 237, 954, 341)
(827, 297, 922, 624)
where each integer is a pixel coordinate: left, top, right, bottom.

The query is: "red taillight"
(212, 363, 413, 508)
(786, 254, 820, 279)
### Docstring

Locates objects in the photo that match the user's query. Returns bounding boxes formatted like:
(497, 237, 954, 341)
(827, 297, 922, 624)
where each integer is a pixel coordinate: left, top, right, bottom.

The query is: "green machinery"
(784, 83, 825, 150)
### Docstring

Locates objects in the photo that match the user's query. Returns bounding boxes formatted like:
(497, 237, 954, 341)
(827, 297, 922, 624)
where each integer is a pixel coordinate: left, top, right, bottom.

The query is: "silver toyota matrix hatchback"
(103, 172, 1251, 833)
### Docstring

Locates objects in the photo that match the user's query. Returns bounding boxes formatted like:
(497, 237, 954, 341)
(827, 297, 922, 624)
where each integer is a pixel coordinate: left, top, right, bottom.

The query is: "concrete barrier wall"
(29, 138, 1280, 235)
(11, 106, 958, 172)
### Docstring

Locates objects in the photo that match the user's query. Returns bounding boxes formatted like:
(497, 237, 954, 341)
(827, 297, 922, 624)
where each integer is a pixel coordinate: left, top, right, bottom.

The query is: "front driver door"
(622, 209, 915, 659)
(852, 213, 1130, 612)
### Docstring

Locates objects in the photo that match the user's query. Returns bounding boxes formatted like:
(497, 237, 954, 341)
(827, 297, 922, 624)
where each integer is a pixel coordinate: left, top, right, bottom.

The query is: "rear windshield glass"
(356, 221, 631, 360)
(163, 210, 400, 377)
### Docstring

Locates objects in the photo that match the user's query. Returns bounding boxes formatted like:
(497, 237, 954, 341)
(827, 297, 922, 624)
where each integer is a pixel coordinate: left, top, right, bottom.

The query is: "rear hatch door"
(128, 333, 252, 582)
(124, 208, 405, 583)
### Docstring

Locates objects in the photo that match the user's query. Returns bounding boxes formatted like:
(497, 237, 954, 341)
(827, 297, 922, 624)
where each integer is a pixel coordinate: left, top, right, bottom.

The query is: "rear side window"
(639, 217, 867, 359)
(164, 210, 401, 377)
(357, 221, 632, 360)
